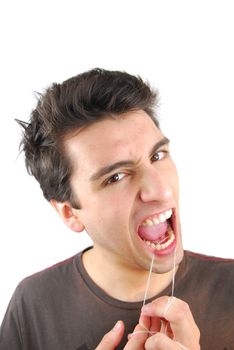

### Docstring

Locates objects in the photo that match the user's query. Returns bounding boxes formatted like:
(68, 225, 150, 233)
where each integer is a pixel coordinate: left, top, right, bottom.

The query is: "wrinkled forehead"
(64, 111, 164, 174)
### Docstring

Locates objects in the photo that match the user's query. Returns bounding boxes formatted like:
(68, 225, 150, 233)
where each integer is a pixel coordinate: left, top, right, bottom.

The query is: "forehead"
(65, 110, 164, 173)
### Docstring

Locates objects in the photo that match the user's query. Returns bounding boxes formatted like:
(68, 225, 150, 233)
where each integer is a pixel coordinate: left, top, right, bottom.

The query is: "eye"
(151, 150, 168, 162)
(105, 172, 126, 185)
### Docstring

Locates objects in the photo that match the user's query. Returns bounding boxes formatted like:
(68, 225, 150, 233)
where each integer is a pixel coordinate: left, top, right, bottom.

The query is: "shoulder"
(14, 253, 81, 304)
(185, 250, 234, 267)
(183, 250, 234, 288)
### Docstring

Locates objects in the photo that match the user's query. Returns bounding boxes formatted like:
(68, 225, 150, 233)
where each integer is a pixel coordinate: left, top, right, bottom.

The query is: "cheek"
(96, 191, 134, 230)
(171, 174, 179, 198)
(100, 196, 131, 223)
(167, 163, 180, 197)
(81, 192, 130, 230)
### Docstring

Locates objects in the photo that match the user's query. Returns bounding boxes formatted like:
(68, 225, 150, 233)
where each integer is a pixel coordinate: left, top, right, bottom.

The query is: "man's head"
(18, 68, 183, 273)
(18, 68, 159, 209)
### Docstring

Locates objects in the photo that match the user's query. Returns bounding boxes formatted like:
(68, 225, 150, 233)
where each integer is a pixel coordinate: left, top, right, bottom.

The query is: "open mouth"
(137, 209, 176, 254)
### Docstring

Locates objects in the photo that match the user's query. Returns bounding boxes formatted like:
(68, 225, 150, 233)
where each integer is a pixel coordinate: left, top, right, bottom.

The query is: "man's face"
(65, 110, 183, 273)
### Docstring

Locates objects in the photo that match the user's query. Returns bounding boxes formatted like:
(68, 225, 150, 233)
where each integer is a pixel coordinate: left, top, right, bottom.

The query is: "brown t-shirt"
(0, 249, 234, 349)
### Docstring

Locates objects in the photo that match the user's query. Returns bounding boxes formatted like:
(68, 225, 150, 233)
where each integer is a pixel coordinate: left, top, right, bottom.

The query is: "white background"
(0, 1, 234, 322)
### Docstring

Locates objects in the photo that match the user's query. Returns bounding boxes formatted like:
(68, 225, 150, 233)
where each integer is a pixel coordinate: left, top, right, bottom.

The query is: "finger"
(138, 314, 151, 331)
(150, 313, 161, 333)
(127, 315, 150, 341)
(95, 320, 125, 350)
(145, 332, 188, 350)
(124, 323, 149, 349)
(138, 310, 161, 335)
(142, 296, 200, 347)
(159, 318, 173, 338)
(141, 296, 177, 318)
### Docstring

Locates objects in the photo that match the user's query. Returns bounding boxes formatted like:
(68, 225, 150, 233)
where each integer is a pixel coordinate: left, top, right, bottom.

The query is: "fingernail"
(113, 320, 122, 332)
(141, 304, 150, 314)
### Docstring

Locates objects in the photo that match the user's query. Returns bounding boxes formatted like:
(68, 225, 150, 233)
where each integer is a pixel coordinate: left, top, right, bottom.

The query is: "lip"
(151, 234, 177, 257)
(136, 208, 177, 258)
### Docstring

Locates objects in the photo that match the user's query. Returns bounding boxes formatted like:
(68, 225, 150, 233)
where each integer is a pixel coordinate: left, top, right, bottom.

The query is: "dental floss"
(176, 342, 189, 350)
(142, 253, 155, 307)
(132, 248, 188, 350)
(163, 247, 177, 317)
(134, 253, 158, 337)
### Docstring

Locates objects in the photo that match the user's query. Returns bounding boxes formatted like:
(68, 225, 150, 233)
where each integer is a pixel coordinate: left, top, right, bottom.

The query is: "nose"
(139, 166, 174, 203)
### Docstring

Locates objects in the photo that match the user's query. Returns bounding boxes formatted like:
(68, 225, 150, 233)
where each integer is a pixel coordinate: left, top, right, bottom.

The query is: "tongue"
(138, 221, 168, 242)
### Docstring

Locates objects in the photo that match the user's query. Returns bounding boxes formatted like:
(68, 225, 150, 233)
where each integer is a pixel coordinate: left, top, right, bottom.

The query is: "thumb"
(95, 320, 125, 350)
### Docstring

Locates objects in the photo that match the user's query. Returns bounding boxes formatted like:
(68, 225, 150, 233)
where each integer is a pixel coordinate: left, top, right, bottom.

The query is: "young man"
(0, 68, 233, 349)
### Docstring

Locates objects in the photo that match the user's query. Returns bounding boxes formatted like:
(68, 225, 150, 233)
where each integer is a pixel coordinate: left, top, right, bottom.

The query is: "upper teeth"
(140, 209, 172, 227)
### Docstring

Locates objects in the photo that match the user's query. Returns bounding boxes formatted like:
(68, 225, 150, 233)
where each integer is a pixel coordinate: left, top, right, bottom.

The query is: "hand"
(95, 320, 148, 350)
(95, 321, 125, 349)
(129, 296, 200, 349)
(95, 296, 200, 349)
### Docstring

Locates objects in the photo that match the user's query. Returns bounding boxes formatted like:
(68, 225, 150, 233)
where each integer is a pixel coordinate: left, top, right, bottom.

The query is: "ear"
(50, 199, 85, 233)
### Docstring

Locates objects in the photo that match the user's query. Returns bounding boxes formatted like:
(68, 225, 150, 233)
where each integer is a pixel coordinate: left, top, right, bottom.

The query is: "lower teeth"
(143, 231, 175, 251)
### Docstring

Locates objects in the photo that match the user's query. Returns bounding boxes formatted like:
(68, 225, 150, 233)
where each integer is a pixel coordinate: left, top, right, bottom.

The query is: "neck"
(82, 246, 176, 302)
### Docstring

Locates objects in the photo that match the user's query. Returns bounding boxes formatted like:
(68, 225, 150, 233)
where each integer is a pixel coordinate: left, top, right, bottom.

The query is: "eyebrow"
(90, 136, 170, 182)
